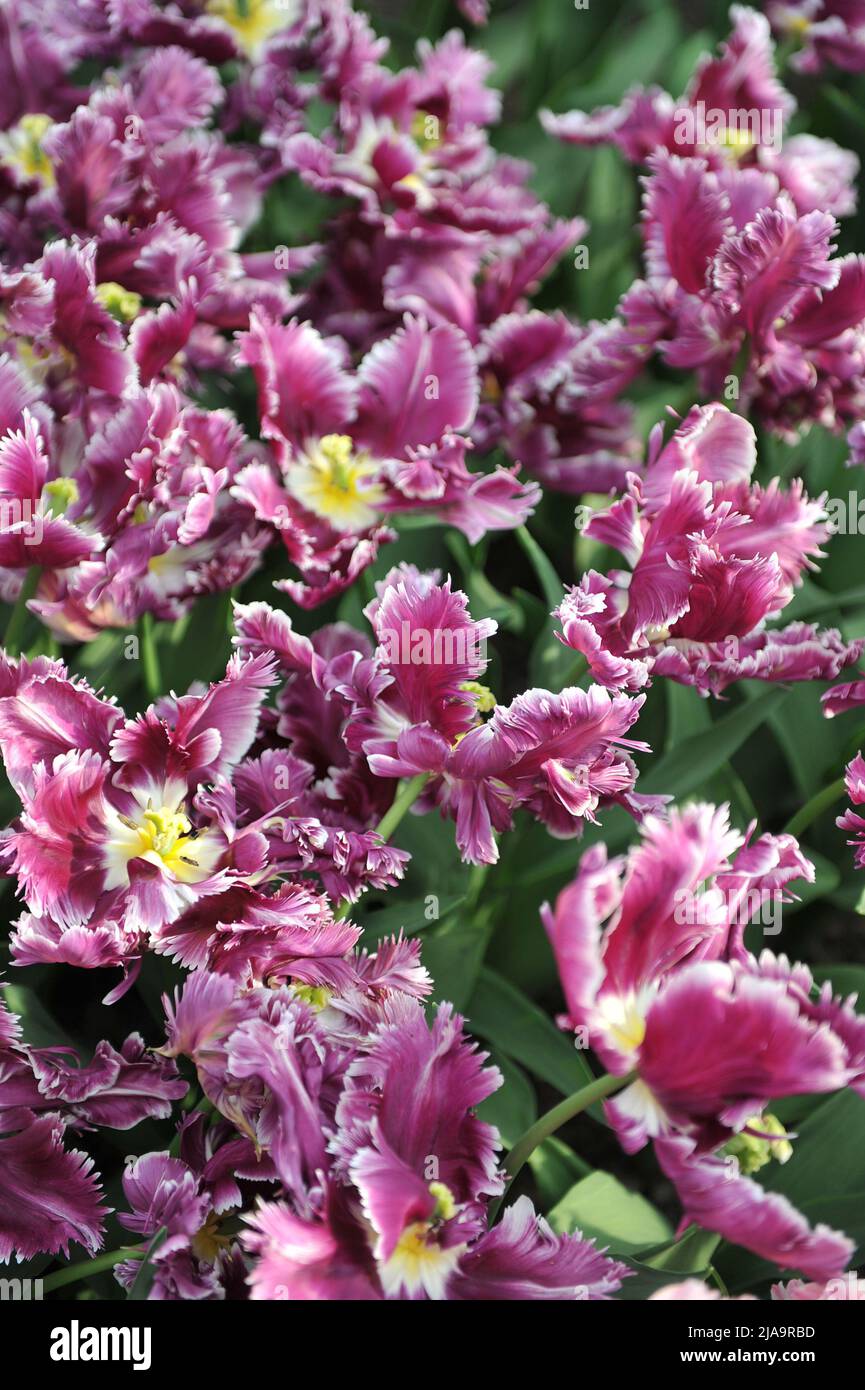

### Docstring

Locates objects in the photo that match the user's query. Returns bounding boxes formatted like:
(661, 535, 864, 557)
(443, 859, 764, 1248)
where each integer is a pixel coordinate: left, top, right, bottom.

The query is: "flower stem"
(128, 1227, 168, 1301)
(139, 612, 162, 700)
(489, 1069, 636, 1223)
(3, 565, 40, 657)
(374, 771, 430, 842)
(785, 776, 846, 838)
(43, 1246, 143, 1294)
(334, 772, 431, 918)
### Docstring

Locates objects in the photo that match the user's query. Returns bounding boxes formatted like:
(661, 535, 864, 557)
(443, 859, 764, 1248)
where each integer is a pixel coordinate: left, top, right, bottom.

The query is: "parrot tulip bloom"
(543, 5, 856, 219)
(837, 752, 865, 870)
(555, 404, 862, 695)
(0, 648, 370, 989)
(542, 803, 862, 1279)
(233, 312, 538, 606)
(0, 988, 186, 1262)
(237, 999, 628, 1300)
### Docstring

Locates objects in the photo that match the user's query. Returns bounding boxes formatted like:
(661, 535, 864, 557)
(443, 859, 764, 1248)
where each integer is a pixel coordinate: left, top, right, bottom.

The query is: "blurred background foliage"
(5, 0, 865, 1296)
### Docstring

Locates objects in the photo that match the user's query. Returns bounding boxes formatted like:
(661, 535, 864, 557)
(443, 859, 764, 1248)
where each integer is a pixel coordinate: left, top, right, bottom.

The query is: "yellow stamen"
(205, 0, 293, 57)
(105, 801, 218, 888)
(460, 681, 496, 714)
(288, 433, 384, 531)
(292, 984, 332, 1012)
(42, 477, 79, 517)
(410, 110, 443, 153)
(429, 1181, 458, 1223)
(191, 1212, 231, 1263)
(95, 282, 143, 324)
(725, 1113, 793, 1175)
(0, 113, 55, 186)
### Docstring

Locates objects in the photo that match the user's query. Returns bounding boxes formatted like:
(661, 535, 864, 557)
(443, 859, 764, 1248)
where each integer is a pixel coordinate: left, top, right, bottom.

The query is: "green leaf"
(641, 688, 790, 801)
(477, 1051, 536, 1148)
(768, 684, 847, 797)
(812, 963, 865, 1001)
(616, 1227, 720, 1300)
(351, 895, 462, 944)
(642, 1226, 720, 1274)
(445, 534, 525, 633)
(2, 984, 75, 1050)
(760, 1090, 865, 1206)
(423, 912, 493, 1011)
(548, 1171, 673, 1255)
(467, 967, 595, 1096)
(615, 1261, 704, 1301)
(515, 525, 563, 611)
(665, 681, 711, 751)
(528, 1137, 592, 1208)
(128, 1227, 168, 1301)
(782, 579, 865, 622)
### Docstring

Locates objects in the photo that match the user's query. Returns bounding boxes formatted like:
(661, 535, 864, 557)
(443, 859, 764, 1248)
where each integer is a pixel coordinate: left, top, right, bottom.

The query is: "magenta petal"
(0, 1112, 106, 1261)
(447, 1196, 630, 1300)
(656, 1133, 853, 1282)
(354, 317, 479, 454)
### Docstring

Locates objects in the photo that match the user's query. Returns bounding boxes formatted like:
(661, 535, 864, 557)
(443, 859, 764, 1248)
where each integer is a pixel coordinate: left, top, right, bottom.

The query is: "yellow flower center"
(480, 370, 502, 404)
(459, 681, 496, 714)
(717, 126, 755, 160)
(191, 1212, 231, 1263)
(205, 0, 293, 56)
(0, 113, 55, 186)
(724, 1113, 793, 1175)
(288, 433, 384, 532)
(137, 807, 197, 874)
(410, 110, 443, 153)
(95, 282, 142, 324)
(292, 984, 332, 1011)
(610, 1007, 646, 1054)
(597, 992, 649, 1057)
(105, 801, 219, 887)
(380, 1182, 464, 1299)
(42, 477, 79, 517)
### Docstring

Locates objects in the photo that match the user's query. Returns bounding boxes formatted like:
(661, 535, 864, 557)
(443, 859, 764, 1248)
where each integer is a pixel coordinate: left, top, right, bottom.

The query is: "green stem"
(128, 1227, 168, 1301)
(710, 1263, 729, 1297)
(334, 772, 431, 918)
(43, 1246, 143, 1294)
(3, 565, 40, 656)
(374, 772, 430, 842)
(490, 1069, 636, 1222)
(785, 776, 846, 838)
(139, 612, 162, 700)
